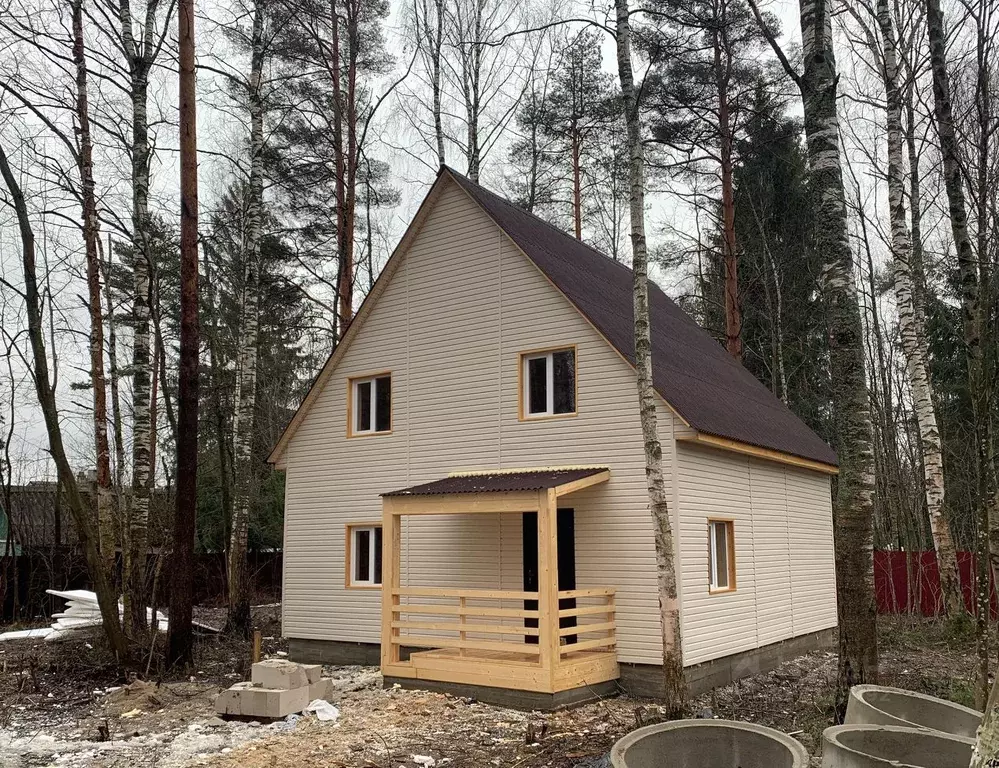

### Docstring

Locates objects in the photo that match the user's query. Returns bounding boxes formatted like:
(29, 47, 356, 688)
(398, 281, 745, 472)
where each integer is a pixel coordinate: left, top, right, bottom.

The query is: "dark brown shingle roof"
(444, 168, 837, 468)
(383, 468, 608, 497)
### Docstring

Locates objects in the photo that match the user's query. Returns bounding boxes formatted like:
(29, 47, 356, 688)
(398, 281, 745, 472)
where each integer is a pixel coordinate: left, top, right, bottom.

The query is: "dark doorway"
(522, 508, 577, 644)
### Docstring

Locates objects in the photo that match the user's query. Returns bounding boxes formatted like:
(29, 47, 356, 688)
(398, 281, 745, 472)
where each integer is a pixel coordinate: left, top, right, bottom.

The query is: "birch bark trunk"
(971, 673, 999, 767)
(796, 0, 879, 715)
(615, 0, 687, 716)
(72, 0, 115, 575)
(227, 0, 265, 637)
(118, 0, 160, 635)
(875, 0, 963, 619)
(923, 0, 992, 702)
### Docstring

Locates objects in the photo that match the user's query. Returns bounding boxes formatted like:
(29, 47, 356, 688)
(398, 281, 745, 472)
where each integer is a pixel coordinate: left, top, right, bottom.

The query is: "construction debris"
(216, 659, 337, 720)
(0, 589, 220, 643)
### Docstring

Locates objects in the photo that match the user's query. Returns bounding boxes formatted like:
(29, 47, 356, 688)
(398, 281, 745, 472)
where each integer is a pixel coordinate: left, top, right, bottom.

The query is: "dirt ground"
(0, 613, 981, 768)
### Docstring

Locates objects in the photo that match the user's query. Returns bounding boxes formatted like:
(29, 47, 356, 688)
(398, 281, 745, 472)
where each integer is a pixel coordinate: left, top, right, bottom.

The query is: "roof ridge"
(442, 165, 635, 277)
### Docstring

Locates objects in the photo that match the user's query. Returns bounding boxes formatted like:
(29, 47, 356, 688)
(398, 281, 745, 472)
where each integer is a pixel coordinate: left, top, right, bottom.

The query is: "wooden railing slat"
(397, 635, 542, 656)
(393, 620, 540, 637)
(393, 587, 539, 600)
(395, 603, 540, 619)
(560, 637, 617, 655)
(557, 588, 616, 599)
(559, 620, 615, 637)
(558, 604, 615, 618)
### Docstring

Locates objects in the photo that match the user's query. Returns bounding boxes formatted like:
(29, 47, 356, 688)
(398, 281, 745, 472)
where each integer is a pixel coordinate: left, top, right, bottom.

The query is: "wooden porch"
(380, 469, 619, 695)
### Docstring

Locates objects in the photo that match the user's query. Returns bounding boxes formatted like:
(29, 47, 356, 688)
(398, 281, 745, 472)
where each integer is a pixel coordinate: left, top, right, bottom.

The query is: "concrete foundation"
(610, 719, 808, 768)
(821, 725, 974, 768)
(383, 676, 619, 711)
(844, 684, 982, 738)
(619, 628, 836, 698)
(288, 638, 382, 666)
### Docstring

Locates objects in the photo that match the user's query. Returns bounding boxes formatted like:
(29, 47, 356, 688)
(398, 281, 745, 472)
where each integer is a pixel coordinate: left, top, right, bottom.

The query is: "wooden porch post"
(537, 487, 560, 688)
(381, 497, 401, 668)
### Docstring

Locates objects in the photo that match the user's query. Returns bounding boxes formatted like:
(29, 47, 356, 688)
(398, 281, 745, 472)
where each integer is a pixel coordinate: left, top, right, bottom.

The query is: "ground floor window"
(708, 519, 735, 592)
(347, 524, 383, 587)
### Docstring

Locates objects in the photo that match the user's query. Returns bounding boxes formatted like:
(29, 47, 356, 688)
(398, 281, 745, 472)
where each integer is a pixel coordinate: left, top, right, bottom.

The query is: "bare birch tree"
(103, 0, 175, 634)
(227, 0, 267, 636)
(923, 0, 993, 702)
(868, 0, 963, 618)
(750, 0, 879, 716)
(615, 0, 688, 716)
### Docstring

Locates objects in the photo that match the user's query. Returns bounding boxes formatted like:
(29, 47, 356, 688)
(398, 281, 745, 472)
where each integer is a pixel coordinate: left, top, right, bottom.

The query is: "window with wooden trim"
(521, 347, 576, 418)
(708, 520, 735, 592)
(347, 524, 382, 587)
(350, 374, 391, 435)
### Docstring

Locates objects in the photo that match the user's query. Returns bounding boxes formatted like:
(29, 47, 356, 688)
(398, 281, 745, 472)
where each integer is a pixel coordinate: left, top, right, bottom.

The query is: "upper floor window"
(350, 373, 391, 436)
(708, 519, 736, 593)
(521, 347, 576, 419)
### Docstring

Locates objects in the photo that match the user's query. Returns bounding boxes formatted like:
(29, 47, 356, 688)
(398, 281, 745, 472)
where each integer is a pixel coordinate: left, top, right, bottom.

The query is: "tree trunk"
(796, 0, 878, 717)
(615, 0, 687, 717)
(100, 235, 126, 493)
(119, 0, 154, 632)
(227, 0, 265, 637)
(167, 0, 199, 667)
(432, 0, 445, 165)
(876, 0, 962, 618)
(572, 127, 582, 240)
(714, 22, 741, 361)
(72, 0, 115, 575)
(924, 0, 991, 702)
(0, 141, 128, 662)
(971, 673, 999, 767)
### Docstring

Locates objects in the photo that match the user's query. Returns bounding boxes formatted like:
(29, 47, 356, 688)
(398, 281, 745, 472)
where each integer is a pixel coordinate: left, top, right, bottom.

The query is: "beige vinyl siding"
(280, 175, 836, 670)
(787, 470, 839, 633)
(281, 179, 666, 664)
(676, 443, 836, 665)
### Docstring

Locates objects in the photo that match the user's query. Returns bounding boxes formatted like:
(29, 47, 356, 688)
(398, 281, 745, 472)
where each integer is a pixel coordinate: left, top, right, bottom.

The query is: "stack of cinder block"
(216, 658, 334, 719)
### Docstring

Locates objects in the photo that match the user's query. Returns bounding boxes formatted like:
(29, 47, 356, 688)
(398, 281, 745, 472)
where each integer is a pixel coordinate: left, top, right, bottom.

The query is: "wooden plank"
(398, 604, 539, 619)
(553, 654, 620, 692)
(553, 469, 611, 497)
(409, 660, 553, 693)
(384, 491, 539, 516)
(537, 487, 559, 685)
(559, 621, 615, 637)
(398, 635, 542, 656)
(393, 620, 539, 637)
(394, 587, 539, 600)
(558, 605, 615, 618)
(676, 433, 839, 475)
(382, 661, 418, 679)
(380, 501, 402, 668)
(557, 588, 615, 599)
(560, 637, 617, 655)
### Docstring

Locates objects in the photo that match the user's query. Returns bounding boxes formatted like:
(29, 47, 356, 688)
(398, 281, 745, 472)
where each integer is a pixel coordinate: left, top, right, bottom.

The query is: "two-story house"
(267, 167, 839, 709)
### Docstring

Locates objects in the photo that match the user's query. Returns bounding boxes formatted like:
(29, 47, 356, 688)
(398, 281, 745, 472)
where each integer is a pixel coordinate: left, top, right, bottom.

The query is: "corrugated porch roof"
(382, 468, 609, 497)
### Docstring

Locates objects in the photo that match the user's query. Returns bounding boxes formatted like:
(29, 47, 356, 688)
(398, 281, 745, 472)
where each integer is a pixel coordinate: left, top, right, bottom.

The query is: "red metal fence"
(874, 550, 997, 618)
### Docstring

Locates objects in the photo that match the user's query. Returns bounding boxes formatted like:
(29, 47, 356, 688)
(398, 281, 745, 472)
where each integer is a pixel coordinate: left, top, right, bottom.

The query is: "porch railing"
(558, 588, 617, 657)
(390, 587, 542, 659)
(388, 586, 616, 663)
